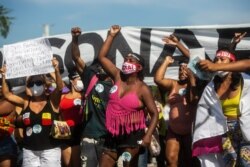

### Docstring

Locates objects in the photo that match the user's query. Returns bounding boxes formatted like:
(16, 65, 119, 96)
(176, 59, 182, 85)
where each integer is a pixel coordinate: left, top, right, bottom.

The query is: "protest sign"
(3, 38, 54, 79)
(188, 48, 214, 80)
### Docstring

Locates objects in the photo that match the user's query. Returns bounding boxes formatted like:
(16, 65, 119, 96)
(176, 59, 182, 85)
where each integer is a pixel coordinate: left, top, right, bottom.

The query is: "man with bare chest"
(155, 56, 198, 167)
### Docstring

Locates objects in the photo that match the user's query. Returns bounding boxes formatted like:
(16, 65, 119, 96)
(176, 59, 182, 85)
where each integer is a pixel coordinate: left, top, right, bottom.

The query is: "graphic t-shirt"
(81, 66, 113, 139)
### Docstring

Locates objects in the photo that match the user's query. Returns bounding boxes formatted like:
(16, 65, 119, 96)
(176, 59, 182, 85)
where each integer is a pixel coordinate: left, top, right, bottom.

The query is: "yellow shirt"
(220, 86, 241, 117)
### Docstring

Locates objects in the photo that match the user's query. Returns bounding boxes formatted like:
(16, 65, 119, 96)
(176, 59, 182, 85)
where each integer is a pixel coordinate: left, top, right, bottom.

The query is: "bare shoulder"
(22, 98, 30, 110)
(138, 82, 151, 94)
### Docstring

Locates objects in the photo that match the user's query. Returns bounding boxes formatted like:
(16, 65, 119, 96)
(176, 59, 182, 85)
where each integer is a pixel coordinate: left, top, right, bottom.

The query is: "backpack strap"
(85, 74, 98, 98)
(81, 75, 99, 121)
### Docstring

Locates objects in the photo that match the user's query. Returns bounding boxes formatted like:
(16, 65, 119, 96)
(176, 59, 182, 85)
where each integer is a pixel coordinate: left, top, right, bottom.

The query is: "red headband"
(216, 50, 236, 62)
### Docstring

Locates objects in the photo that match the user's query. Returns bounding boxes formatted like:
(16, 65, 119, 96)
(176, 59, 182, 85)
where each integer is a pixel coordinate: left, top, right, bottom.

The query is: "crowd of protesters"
(0, 25, 249, 167)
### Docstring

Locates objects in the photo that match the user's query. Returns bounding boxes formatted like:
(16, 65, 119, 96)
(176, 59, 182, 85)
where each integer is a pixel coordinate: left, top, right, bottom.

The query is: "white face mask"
(216, 71, 229, 78)
(31, 85, 45, 96)
(121, 62, 137, 74)
(73, 80, 84, 92)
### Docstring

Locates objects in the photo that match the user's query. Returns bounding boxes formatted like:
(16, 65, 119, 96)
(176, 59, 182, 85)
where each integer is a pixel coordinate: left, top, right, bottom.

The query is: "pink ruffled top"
(106, 82, 146, 136)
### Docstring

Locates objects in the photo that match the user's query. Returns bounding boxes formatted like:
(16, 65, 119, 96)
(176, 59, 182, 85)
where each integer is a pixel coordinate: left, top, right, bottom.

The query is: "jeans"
(138, 148, 148, 167)
(80, 137, 105, 167)
(198, 153, 225, 167)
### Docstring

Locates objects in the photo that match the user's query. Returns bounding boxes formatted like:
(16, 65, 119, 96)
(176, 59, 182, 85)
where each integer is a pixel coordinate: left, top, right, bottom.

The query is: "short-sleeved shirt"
(81, 66, 113, 139)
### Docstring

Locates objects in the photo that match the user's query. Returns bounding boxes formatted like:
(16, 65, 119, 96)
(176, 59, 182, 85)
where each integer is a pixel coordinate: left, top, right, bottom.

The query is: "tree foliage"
(0, 5, 14, 38)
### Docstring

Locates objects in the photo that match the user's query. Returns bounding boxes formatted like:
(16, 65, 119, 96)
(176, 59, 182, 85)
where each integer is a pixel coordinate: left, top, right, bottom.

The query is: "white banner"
(1, 24, 250, 93)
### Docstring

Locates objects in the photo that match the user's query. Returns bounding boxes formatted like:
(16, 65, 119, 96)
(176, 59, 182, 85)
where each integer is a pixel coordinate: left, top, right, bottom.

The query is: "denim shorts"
(0, 135, 18, 157)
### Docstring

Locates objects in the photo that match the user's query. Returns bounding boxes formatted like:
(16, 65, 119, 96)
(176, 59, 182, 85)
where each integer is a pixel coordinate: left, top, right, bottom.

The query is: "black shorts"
(103, 130, 145, 152)
(61, 124, 82, 147)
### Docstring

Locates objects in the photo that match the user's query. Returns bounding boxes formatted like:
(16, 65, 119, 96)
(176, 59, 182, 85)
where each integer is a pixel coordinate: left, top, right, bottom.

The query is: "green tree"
(0, 5, 14, 38)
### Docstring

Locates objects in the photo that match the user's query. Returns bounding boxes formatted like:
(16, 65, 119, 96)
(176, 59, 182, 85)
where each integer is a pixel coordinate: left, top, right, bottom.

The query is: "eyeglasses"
(27, 80, 44, 88)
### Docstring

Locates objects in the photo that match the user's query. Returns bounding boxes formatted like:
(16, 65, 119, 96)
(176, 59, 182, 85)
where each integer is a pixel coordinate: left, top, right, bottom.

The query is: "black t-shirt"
(81, 66, 113, 139)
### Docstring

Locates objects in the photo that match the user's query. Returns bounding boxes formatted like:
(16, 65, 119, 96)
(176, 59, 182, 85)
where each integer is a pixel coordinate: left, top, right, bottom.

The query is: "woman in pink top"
(98, 25, 158, 167)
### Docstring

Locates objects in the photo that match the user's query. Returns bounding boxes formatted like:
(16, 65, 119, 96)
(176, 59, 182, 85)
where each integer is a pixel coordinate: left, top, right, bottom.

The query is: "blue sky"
(1, 0, 250, 47)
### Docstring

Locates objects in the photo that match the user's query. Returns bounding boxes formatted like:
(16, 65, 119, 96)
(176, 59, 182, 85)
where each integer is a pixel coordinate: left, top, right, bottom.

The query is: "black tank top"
(22, 99, 60, 150)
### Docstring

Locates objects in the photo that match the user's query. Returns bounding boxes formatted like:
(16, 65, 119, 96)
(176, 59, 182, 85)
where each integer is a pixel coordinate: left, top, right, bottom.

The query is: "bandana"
(128, 53, 140, 61)
(216, 50, 236, 62)
(127, 53, 145, 67)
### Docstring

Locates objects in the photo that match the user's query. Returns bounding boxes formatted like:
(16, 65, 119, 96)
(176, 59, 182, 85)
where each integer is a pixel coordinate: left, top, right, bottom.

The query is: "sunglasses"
(27, 80, 44, 88)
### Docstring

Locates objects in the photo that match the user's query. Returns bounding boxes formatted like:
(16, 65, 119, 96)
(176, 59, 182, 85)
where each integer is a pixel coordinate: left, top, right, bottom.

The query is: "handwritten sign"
(3, 38, 54, 79)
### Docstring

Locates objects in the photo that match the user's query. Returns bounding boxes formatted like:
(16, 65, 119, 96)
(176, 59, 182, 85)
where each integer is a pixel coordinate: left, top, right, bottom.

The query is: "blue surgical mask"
(31, 85, 45, 96)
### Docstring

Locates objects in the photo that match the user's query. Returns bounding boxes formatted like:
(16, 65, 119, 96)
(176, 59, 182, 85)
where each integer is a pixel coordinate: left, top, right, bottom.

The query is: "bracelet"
(109, 33, 115, 38)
